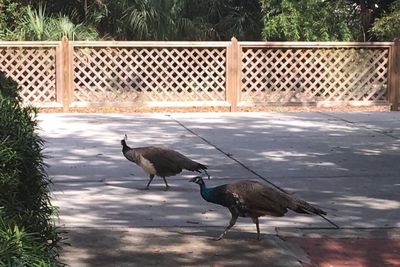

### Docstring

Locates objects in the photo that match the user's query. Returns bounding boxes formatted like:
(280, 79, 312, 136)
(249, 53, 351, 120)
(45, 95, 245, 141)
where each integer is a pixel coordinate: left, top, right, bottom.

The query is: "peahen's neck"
(121, 141, 131, 153)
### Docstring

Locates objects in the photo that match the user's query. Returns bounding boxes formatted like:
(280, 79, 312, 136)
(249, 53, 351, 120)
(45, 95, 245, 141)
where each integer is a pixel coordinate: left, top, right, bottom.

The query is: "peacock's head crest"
(189, 176, 205, 185)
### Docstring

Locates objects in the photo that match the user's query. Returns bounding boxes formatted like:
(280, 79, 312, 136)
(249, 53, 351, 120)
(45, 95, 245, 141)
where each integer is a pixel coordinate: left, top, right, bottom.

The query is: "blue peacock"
(190, 176, 329, 240)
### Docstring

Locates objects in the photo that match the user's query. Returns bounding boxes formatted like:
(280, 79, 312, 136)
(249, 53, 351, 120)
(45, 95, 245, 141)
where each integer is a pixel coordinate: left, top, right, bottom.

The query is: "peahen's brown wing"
(132, 147, 181, 176)
(134, 146, 205, 176)
(137, 146, 206, 172)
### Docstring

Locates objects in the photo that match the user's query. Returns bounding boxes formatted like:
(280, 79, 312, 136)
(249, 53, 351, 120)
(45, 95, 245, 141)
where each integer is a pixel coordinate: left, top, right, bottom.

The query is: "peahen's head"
(121, 134, 128, 146)
(189, 176, 205, 185)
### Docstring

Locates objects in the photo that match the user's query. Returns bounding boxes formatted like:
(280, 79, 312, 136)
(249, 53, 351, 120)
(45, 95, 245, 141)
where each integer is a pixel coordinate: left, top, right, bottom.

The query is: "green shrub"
(0, 71, 20, 100)
(0, 72, 61, 266)
(6, 4, 98, 41)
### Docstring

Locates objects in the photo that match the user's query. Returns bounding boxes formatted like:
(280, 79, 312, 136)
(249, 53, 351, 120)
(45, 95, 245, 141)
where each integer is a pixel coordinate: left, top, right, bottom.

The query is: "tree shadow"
(37, 112, 400, 266)
(61, 227, 305, 267)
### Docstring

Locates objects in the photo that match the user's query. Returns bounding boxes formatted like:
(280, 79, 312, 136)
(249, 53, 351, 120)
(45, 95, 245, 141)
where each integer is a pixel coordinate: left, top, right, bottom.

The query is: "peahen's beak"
(203, 169, 211, 179)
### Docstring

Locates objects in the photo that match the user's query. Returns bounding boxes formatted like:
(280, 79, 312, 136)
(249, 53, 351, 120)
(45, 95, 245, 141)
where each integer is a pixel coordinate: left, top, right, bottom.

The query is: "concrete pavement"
(37, 112, 400, 266)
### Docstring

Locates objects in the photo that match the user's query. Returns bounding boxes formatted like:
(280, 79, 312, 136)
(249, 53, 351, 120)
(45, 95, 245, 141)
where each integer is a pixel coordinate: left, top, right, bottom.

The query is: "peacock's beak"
(189, 176, 202, 183)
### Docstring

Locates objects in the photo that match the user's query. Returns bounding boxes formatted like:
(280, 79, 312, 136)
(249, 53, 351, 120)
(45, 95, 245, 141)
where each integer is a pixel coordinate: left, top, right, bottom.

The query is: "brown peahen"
(190, 176, 329, 240)
(121, 135, 209, 190)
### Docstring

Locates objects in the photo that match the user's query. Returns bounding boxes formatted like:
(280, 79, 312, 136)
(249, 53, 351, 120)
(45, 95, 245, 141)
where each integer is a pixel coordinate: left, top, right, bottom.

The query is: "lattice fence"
(0, 40, 397, 111)
(72, 45, 227, 106)
(240, 47, 390, 104)
(0, 45, 58, 107)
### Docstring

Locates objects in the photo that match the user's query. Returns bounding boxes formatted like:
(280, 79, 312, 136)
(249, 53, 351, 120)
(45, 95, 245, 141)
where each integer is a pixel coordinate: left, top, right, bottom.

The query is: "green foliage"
(124, 0, 173, 40)
(372, 0, 400, 40)
(261, 0, 358, 41)
(0, 0, 24, 39)
(174, 0, 262, 41)
(47, 14, 99, 41)
(93, 0, 262, 41)
(0, 217, 55, 267)
(0, 71, 20, 101)
(94, 0, 181, 40)
(1, 1, 399, 41)
(25, 5, 47, 40)
(3, 3, 98, 40)
(0, 72, 61, 266)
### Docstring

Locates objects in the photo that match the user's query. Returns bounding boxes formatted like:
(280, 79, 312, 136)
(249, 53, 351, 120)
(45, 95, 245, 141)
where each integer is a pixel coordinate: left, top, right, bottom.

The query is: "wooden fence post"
(61, 36, 73, 112)
(389, 38, 400, 111)
(55, 42, 64, 108)
(226, 37, 241, 112)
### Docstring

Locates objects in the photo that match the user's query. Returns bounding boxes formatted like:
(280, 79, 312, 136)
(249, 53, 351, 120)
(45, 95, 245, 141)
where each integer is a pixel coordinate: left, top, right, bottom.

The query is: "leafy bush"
(0, 72, 61, 266)
(0, 71, 20, 101)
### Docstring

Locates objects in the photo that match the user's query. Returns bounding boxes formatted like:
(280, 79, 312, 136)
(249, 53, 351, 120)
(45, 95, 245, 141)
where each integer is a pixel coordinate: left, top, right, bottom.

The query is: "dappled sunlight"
(37, 112, 400, 244)
(355, 148, 384, 155)
(260, 151, 327, 162)
(337, 196, 400, 210)
(61, 227, 304, 266)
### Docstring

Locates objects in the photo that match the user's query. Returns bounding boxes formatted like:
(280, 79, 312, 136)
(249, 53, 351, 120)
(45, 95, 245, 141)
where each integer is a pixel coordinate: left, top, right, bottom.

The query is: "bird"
(190, 176, 329, 240)
(121, 134, 209, 190)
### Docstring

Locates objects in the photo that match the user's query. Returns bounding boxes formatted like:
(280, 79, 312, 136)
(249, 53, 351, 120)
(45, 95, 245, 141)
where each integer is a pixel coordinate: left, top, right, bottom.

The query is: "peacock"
(121, 135, 209, 190)
(190, 176, 331, 240)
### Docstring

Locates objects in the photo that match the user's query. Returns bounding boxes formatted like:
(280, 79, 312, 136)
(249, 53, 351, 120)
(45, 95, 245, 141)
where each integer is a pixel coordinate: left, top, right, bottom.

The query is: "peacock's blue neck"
(199, 183, 217, 203)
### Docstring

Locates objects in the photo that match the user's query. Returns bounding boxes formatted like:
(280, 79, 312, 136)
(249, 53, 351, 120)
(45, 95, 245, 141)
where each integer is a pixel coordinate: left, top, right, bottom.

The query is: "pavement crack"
(168, 114, 340, 229)
(318, 112, 399, 140)
(167, 114, 294, 194)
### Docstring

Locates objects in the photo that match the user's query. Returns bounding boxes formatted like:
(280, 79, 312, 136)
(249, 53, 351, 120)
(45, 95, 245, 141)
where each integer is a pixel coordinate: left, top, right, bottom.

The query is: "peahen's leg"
(162, 176, 170, 190)
(216, 212, 238, 240)
(145, 174, 155, 190)
(251, 217, 261, 240)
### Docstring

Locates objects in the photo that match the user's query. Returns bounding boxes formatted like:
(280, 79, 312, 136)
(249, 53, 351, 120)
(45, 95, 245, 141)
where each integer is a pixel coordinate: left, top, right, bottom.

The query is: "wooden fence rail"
(1, 37, 399, 111)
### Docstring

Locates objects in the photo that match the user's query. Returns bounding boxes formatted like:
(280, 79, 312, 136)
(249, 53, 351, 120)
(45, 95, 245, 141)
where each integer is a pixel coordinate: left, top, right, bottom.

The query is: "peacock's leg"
(162, 176, 170, 190)
(145, 174, 155, 190)
(251, 217, 261, 240)
(216, 212, 238, 240)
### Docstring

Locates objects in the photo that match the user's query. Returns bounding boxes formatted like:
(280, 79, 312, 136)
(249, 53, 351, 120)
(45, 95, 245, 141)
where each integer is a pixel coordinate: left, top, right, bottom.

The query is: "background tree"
(172, 0, 262, 41)
(260, 0, 399, 41)
(93, 0, 262, 40)
(0, 0, 24, 39)
(371, 0, 400, 40)
(353, 0, 397, 40)
(260, 0, 357, 41)
(1, 0, 399, 41)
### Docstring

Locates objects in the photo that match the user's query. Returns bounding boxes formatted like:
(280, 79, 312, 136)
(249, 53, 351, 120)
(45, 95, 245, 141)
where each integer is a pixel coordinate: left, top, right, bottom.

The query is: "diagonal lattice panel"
(72, 47, 227, 103)
(240, 47, 389, 103)
(0, 47, 57, 106)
